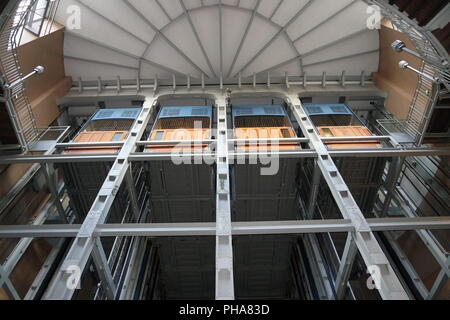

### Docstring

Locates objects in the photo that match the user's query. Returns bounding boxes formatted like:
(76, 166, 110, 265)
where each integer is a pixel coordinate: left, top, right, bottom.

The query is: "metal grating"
(234, 116, 289, 128)
(89, 119, 134, 132)
(0, 0, 39, 150)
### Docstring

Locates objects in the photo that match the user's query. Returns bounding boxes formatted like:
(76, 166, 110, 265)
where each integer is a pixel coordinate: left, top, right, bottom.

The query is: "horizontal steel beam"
(0, 154, 117, 164)
(1, 145, 449, 164)
(136, 140, 216, 146)
(56, 142, 125, 149)
(321, 136, 392, 142)
(128, 153, 216, 162)
(329, 147, 450, 157)
(0, 217, 448, 239)
(366, 217, 450, 231)
(229, 138, 310, 143)
(229, 150, 317, 159)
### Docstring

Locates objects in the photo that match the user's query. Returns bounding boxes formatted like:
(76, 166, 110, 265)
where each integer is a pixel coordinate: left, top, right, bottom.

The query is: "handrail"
(365, 0, 450, 145)
(0, 0, 39, 152)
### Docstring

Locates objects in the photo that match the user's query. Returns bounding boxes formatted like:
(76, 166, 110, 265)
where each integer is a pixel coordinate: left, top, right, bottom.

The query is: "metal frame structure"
(366, 0, 450, 146)
(0, 88, 449, 300)
(1, 0, 449, 301)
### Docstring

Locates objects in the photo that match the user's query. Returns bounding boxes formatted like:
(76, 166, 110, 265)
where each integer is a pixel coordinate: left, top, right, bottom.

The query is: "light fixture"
(4, 65, 45, 90)
(398, 60, 439, 83)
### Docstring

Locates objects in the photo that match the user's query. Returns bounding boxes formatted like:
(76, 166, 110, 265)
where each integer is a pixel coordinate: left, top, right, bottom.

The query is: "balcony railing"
(367, 0, 450, 146)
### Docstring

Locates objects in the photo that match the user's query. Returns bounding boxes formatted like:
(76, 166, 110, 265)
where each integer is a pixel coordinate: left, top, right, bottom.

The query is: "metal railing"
(0, 0, 39, 152)
(367, 0, 450, 146)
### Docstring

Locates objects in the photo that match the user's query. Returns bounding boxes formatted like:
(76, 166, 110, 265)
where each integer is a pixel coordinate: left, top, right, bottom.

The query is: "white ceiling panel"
(65, 60, 138, 80)
(229, 14, 279, 77)
(286, 0, 354, 40)
(79, 0, 156, 43)
(303, 51, 379, 75)
(258, 0, 281, 19)
(238, 0, 258, 10)
(242, 34, 298, 76)
(271, 0, 310, 26)
(56, 0, 380, 82)
(128, 0, 171, 30)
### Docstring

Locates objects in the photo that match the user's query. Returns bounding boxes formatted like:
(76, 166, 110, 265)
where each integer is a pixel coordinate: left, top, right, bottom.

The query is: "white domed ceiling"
(55, 0, 379, 82)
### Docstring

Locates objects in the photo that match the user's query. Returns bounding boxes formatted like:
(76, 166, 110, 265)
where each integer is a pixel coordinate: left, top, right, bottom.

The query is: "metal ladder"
(405, 62, 439, 145)
(368, 0, 450, 145)
(0, 0, 39, 151)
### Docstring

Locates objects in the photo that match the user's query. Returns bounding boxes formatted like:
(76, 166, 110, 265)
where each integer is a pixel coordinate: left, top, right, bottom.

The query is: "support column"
(42, 98, 155, 300)
(125, 165, 140, 222)
(41, 163, 68, 223)
(381, 157, 405, 217)
(426, 257, 450, 300)
(307, 161, 321, 219)
(0, 265, 20, 300)
(335, 233, 358, 299)
(288, 95, 409, 300)
(215, 95, 234, 300)
(91, 238, 116, 300)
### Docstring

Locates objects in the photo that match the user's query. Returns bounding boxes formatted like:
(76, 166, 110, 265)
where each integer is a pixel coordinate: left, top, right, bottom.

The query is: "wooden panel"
(9, 239, 52, 298)
(317, 126, 381, 149)
(0, 25, 71, 198)
(0, 287, 8, 300)
(147, 129, 211, 152)
(66, 131, 127, 154)
(235, 127, 298, 151)
(373, 21, 421, 120)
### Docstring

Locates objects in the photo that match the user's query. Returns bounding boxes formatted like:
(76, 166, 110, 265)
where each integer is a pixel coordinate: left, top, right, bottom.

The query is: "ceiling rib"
(154, 0, 173, 22)
(65, 31, 187, 77)
(61, 1, 378, 82)
(226, 0, 261, 78)
(302, 28, 372, 58)
(256, 47, 378, 76)
(232, 0, 315, 78)
(64, 55, 139, 70)
(75, 0, 148, 45)
(179, 0, 218, 78)
(293, 0, 357, 43)
(269, 0, 283, 20)
(123, 0, 210, 78)
(249, 26, 376, 76)
(302, 49, 378, 68)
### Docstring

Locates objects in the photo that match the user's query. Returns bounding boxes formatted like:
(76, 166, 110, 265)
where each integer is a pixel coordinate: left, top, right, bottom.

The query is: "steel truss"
(0, 92, 449, 300)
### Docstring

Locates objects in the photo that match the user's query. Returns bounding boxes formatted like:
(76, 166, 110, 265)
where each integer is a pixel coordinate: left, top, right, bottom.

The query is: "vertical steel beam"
(307, 161, 321, 219)
(381, 157, 405, 217)
(125, 165, 140, 222)
(215, 95, 234, 300)
(426, 257, 449, 300)
(42, 98, 155, 300)
(41, 164, 68, 223)
(288, 95, 409, 300)
(335, 233, 358, 299)
(304, 234, 335, 299)
(0, 266, 20, 300)
(91, 238, 116, 300)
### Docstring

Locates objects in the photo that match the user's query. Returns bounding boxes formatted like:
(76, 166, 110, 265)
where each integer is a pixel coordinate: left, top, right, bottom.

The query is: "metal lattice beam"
(287, 95, 410, 300)
(215, 95, 234, 300)
(42, 98, 155, 300)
